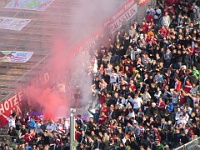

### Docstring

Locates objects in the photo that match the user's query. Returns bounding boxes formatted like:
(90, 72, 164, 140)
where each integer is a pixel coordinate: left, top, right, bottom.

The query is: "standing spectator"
(174, 77, 182, 92)
(164, 48, 172, 68)
(154, 5, 162, 24)
(88, 107, 100, 123)
(141, 89, 151, 103)
(190, 8, 198, 22)
(175, 107, 183, 121)
(0, 113, 16, 128)
(154, 72, 164, 84)
(158, 25, 168, 38)
(161, 11, 171, 28)
(129, 25, 136, 38)
(184, 78, 192, 93)
(20, 129, 35, 144)
(46, 120, 56, 131)
(155, 138, 164, 150)
(146, 5, 155, 15)
(184, 50, 192, 69)
(165, 100, 174, 113)
(132, 94, 143, 113)
(145, 12, 154, 23)
(28, 117, 36, 130)
(158, 97, 166, 112)
(154, 87, 162, 103)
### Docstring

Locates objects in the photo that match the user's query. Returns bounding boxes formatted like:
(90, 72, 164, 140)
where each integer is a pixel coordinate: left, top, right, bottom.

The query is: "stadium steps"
(0, 0, 128, 103)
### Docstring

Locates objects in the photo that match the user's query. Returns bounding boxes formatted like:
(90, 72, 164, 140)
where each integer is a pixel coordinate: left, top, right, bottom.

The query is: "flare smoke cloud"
(24, 0, 125, 119)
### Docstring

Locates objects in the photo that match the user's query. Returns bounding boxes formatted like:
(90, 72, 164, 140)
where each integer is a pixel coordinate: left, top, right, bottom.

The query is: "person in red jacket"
(99, 91, 106, 104)
(24, 129, 35, 143)
(158, 25, 168, 38)
(75, 129, 81, 142)
(101, 103, 108, 116)
(129, 80, 136, 92)
(98, 112, 108, 124)
(174, 77, 182, 92)
(141, 21, 149, 33)
(158, 97, 166, 112)
(179, 90, 187, 106)
(187, 44, 195, 57)
(145, 12, 154, 23)
(184, 79, 192, 93)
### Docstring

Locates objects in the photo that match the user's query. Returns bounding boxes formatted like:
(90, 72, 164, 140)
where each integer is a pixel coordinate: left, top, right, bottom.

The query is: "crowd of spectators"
(0, 0, 200, 150)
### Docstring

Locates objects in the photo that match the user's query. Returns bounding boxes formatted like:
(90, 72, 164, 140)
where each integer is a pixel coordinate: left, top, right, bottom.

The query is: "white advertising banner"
(0, 51, 34, 63)
(0, 17, 31, 31)
(103, 0, 138, 33)
(5, 0, 55, 11)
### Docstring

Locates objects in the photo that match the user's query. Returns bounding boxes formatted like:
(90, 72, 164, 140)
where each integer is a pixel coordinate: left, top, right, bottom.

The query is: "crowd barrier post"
(70, 108, 76, 150)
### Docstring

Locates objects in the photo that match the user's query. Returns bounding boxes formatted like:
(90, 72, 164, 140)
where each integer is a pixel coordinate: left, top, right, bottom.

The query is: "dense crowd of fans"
(1, 0, 200, 150)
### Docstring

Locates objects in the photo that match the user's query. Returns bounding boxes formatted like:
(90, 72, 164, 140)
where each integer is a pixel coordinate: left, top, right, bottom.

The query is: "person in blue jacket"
(166, 100, 174, 113)
(88, 106, 101, 123)
(28, 117, 36, 130)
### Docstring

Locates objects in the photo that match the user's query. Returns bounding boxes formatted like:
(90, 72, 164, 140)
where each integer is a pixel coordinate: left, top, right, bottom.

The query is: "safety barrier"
(175, 136, 200, 150)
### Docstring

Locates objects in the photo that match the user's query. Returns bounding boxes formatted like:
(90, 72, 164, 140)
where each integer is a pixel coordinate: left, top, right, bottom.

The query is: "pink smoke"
(21, 0, 126, 120)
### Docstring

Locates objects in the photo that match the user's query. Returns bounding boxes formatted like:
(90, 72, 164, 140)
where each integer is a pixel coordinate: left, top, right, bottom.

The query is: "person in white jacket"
(161, 11, 171, 28)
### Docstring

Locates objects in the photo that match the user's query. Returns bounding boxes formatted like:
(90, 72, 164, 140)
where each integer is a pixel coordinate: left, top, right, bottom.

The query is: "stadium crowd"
(0, 0, 200, 150)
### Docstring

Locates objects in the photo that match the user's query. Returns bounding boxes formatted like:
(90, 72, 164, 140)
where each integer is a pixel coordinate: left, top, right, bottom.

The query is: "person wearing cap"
(155, 138, 164, 150)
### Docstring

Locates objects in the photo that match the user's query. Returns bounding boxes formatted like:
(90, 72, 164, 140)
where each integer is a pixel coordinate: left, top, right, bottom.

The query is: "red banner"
(0, 92, 23, 127)
(103, 0, 138, 33)
(138, 0, 149, 6)
(0, 70, 51, 127)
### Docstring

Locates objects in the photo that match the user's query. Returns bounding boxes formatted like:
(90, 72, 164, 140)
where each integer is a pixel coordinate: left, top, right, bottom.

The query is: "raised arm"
(88, 108, 95, 115)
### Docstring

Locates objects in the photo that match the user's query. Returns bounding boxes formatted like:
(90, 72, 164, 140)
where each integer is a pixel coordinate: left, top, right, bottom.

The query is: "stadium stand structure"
(0, 0, 78, 102)
(0, 0, 127, 102)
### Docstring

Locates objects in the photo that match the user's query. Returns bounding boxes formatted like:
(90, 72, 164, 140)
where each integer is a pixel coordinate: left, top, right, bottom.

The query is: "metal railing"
(175, 136, 200, 150)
